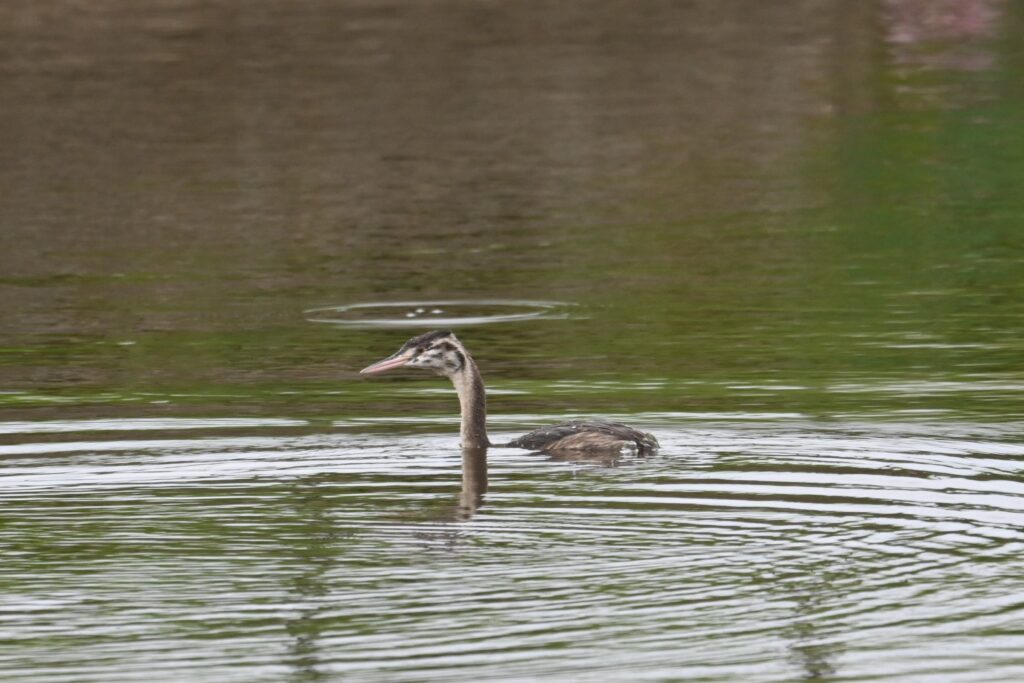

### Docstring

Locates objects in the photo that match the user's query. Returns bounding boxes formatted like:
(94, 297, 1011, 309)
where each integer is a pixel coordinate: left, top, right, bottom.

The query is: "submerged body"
(360, 330, 658, 455)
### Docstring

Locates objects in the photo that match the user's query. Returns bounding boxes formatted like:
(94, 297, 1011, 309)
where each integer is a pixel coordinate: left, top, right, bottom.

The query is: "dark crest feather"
(402, 329, 454, 350)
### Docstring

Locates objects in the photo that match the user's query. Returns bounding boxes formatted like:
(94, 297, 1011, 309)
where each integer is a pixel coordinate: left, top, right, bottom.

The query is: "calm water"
(3, 1, 1024, 681)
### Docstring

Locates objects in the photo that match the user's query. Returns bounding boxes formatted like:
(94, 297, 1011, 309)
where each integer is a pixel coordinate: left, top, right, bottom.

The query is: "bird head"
(360, 330, 466, 378)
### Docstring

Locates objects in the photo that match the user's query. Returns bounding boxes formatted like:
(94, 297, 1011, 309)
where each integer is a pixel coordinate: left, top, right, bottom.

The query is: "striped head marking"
(360, 330, 466, 377)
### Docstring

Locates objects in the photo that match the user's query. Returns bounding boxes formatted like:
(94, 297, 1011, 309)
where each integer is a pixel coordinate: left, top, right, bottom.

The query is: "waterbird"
(360, 330, 659, 455)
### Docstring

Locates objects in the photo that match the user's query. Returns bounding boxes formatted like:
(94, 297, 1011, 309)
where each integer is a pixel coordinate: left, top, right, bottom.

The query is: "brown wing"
(507, 420, 659, 454)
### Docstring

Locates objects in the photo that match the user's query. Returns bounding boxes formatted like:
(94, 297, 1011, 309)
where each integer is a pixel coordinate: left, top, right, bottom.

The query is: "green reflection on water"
(0, 1, 1021, 426)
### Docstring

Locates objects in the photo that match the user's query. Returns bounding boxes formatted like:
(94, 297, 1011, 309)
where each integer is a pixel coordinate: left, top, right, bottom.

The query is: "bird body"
(507, 420, 659, 454)
(360, 330, 658, 455)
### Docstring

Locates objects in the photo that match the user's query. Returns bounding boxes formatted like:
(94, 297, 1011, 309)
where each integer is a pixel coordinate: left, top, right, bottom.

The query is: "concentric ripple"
(304, 300, 575, 328)
(1, 416, 1023, 682)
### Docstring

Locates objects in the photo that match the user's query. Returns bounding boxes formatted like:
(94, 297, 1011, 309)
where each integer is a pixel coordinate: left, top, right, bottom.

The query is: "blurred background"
(2, 0, 1022, 424)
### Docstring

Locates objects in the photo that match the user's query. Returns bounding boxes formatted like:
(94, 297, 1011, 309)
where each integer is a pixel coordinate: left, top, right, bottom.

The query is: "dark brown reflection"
(456, 446, 488, 521)
(0, 0, 842, 392)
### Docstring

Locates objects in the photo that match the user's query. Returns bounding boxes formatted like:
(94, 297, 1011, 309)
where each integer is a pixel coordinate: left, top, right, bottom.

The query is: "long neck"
(450, 352, 489, 449)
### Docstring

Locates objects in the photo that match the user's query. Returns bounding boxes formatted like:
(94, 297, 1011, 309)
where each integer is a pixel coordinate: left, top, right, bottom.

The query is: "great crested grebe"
(360, 330, 659, 455)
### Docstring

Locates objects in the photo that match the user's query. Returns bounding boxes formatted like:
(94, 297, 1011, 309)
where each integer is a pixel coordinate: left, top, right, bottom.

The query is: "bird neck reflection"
(457, 446, 488, 521)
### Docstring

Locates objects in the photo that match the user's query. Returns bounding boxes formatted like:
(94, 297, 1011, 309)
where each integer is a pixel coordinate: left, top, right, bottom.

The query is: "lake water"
(3, 1, 1024, 681)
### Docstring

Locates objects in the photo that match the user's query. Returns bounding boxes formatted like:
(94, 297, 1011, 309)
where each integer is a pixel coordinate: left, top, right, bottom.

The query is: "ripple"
(1, 417, 1024, 682)
(0, 417, 308, 436)
(304, 300, 574, 328)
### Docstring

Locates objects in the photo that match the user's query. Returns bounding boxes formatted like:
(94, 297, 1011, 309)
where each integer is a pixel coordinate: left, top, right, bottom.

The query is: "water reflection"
(882, 0, 1003, 108)
(457, 446, 488, 521)
(780, 561, 844, 683)
(885, 0, 1000, 48)
(0, 0, 1021, 420)
(285, 473, 339, 683)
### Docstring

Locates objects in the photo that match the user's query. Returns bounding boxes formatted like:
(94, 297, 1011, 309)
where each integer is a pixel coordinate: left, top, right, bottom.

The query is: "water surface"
(2, 1, 1024, 681)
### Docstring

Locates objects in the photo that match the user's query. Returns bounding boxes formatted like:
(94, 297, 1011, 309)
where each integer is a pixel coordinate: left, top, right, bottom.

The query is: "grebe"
(360, 330, 659, 455)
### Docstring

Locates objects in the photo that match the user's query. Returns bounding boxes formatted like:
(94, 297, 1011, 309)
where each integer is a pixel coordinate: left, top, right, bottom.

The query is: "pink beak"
(360, 348, 415, 375)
